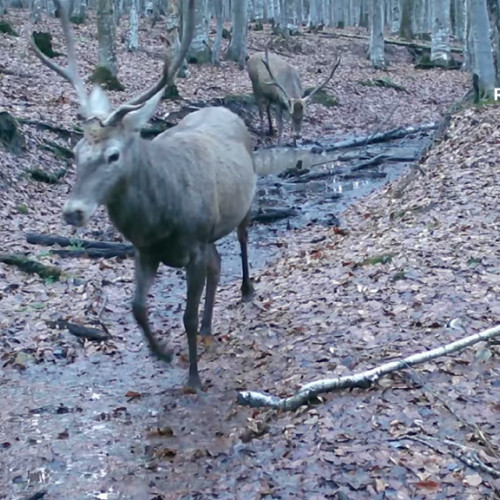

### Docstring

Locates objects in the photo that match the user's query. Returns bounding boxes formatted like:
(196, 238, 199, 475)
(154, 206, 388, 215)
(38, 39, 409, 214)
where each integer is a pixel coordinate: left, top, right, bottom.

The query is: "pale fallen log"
(237, 323, 500, 410)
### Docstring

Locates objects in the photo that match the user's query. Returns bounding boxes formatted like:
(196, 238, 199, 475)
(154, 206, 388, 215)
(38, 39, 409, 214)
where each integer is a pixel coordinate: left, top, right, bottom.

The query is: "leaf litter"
(0, 11, 498, 500)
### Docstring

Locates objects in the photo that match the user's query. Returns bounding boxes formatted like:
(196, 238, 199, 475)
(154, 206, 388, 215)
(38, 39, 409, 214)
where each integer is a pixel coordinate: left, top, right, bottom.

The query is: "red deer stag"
(31, 0, 257, 390)
(247, 49, 341, 146)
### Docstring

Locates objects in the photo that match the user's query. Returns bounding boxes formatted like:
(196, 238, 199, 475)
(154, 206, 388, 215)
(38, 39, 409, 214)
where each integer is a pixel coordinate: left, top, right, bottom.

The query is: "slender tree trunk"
(470, 0, 496, 96)
(166, 0, 188, 77)
(185, 0, 210, 64)
(71, 0, 87, 21)
(97, 0, 118, 75)
(370, 0, 386, 68)
(390, 0, 401, 33)
(226, 0, 248, 67)
(30, 0, 43, 22)
(296, 0, 303, 25)
(463, 0, 474, 70)
(211, 0, 223, 65)
(126, 0, 139, 51)
(431, 0, 451, 64)
(399, 0, 413, 38)
(487, 0, 500, 84)
(254, 0, 263, 20)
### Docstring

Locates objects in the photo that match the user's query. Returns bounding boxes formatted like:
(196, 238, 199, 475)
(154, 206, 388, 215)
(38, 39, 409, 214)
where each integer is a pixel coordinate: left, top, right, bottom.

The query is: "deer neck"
(106, 137, 177, 248)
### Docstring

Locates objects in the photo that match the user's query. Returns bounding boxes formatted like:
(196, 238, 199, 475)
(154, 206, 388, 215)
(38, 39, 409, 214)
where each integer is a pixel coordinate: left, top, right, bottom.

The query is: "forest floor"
(1, 11, 500, 500)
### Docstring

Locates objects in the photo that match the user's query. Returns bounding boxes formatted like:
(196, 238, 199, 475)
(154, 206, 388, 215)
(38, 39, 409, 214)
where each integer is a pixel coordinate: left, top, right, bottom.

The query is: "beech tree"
(369, 0, 385, 68)
(431, 0, 451, 64)
(185, 0, 209, 64)
(226, 0, 248, 67)
(469, 0, 496, 97)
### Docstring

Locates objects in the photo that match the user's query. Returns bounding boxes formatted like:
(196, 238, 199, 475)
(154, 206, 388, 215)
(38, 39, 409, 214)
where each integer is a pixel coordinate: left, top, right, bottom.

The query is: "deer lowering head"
(31, 0, 257, 390)
(247, 49, 341, 146)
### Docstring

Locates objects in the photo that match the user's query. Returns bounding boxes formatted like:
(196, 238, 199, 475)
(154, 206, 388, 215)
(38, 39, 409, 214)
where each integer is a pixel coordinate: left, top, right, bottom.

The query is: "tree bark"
(185, 0, 210, 64)
(399, 0, 413, 38)
(166, 0, 189, 77)
(431, 0, 451, 64)
(370, 0, 386, 68)
(469, 0, 496, 96)
(97, 0, 118, 75)
(126, 0, 139, 51)
(226, 0, 248, 67)
(391, 0, 401, 33)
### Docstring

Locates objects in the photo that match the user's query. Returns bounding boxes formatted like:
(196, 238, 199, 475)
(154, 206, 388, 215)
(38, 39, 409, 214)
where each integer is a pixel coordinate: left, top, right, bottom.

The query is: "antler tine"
(124, 0, 195, 107)
(30, 0, 88, 113)
(305, 56, 341, 102)
(260, 48, 289, 99)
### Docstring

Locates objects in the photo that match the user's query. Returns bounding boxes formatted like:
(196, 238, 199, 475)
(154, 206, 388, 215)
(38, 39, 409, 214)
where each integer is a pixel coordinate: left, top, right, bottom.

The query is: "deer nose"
(63, 208, 85, 227)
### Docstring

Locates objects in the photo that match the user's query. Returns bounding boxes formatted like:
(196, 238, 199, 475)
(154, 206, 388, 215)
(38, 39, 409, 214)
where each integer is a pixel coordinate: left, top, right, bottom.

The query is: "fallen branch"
(47, 319, 110, 341)
(252, 207, 298, 223)
(27, 167, 67, 184)
(26, 232, 135, 259)
(311, 122, 438, 154)
(319, 32, 463, 54)
(0, 253, 63, 281)
(237, 323, 500, 410)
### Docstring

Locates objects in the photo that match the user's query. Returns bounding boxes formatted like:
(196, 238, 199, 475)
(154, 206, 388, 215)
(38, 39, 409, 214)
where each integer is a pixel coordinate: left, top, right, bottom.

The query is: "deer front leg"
(276, 106, 284, 146)
(257, 102, 265, 138)
(132, 252, 172, 362)
(199, 243, 221, 337)
(184, 248, 208, 389)
(237, 210, 254, 302)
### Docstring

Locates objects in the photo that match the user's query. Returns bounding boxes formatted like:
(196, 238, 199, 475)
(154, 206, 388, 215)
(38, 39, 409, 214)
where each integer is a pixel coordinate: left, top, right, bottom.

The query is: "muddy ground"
(2, 12, 499, 500)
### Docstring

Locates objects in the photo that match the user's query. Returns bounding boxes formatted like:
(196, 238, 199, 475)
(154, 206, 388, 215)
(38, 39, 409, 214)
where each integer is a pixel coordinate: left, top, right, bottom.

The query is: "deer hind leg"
(266, 103, 274, 136)
(132, 252, 172, 362)
(199, 243, 221, 337)
(237, 209, 254, 302)
(184, 247, 208, 389)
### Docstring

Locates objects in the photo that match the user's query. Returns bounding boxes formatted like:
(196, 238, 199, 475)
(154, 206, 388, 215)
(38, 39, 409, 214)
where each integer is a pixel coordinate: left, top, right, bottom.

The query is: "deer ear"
(122, 89, 163, 130)
(88, 85, 111, 118)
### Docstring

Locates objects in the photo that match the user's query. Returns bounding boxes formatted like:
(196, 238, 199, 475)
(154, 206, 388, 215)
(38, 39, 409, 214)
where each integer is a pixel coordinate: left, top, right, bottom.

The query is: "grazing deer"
(247, 50, 341, 146)
(31, 0, 257, 390)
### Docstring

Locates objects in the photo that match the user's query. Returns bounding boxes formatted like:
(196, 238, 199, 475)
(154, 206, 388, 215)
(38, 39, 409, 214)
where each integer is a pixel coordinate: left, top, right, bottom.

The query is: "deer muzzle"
(63, 199, 97, 227)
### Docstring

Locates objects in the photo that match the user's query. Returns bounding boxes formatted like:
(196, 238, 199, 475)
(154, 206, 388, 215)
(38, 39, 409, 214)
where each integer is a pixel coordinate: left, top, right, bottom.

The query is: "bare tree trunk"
(126, 0, 139, 51)
(185, 0, 210, 63)
(226, 0, 248, 68)
(166, 0, 188, 77)
(211, 0, 223, 65)
(71, 0, 87, 21)
(487, 0, 500, 84)
(370, 0, 386, 68)
(463, 0, 473, 70)
(97, 0, 118, 75)
(453, 0, 466, 41)
(30, 0, 43, 22)
(470, 0, 496, 96)
(254, 0, 263, 20)
(295, 0, 303, 25)
(391, 0, 401, 33)
(431, 0, 451, 64)
(399, 0, 413, 38)
(114, 0, 124, 25)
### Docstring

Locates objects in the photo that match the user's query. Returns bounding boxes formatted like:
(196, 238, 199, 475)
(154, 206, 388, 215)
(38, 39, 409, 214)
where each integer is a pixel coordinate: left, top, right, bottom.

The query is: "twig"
(237, 323, 500, 410)
(405, 368, 498, 457)
(47, 319, 110, 341)
(401, 436, 500, 478)
(362, 103, 400, 147)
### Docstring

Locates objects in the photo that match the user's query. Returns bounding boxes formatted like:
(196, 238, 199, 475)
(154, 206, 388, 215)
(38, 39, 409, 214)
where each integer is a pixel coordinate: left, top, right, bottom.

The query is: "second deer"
(247, 50, 341, 146)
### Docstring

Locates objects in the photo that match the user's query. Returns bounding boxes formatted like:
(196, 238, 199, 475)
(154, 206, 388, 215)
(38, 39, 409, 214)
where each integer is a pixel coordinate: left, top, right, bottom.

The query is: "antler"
(304, 56, 341, 102)
(30, 0, 89, 115)
(102, 0, 195, 126)
(260, 48, 290, 100)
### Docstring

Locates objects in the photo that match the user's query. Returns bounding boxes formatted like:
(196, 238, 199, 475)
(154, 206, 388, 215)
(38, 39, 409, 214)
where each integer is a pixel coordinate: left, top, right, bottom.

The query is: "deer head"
(30, 0, 195, 226)
(261, 49, 341, 141)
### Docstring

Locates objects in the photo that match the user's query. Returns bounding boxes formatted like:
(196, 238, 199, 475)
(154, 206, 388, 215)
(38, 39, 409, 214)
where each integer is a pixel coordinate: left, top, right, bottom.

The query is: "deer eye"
(106, 151, 120, 164)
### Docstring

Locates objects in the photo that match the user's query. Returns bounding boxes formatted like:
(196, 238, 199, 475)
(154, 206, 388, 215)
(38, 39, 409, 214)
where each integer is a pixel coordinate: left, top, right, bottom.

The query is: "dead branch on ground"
(237, 323, 500, 410)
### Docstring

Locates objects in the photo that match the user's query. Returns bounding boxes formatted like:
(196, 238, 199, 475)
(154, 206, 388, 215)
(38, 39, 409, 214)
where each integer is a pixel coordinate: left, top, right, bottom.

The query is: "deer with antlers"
(247, 49, 341, 146)
(31, 0, 257, 390)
